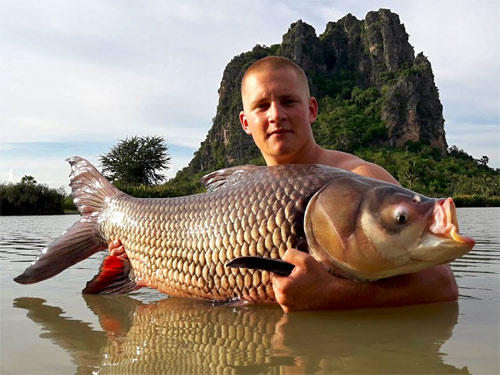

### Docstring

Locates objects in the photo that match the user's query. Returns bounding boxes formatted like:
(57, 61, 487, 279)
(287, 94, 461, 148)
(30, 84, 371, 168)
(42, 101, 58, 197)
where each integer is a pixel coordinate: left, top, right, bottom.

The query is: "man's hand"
(271, 248, 459, 312)
(271, 248, 343, 312)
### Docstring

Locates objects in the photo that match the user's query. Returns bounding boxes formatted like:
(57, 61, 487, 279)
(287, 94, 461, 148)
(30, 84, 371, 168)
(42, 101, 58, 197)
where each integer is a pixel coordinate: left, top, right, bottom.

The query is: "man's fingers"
(108, 239, 126, 257)
(110, 246, 125, 257)
(108, 239, 122, 250)
(282, 248, 310, 268)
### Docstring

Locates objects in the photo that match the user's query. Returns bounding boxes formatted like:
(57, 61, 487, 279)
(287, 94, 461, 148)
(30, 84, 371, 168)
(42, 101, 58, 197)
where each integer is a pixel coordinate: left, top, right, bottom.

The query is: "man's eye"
(283, 99, 297, 106)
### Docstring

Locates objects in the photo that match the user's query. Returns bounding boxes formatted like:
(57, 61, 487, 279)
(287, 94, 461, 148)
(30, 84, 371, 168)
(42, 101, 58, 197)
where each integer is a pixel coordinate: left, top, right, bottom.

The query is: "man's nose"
(268, 101, 285, 123)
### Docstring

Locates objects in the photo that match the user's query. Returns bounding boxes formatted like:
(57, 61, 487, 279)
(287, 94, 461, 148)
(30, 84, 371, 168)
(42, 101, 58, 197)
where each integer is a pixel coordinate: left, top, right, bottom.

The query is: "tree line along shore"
(0, 182, 498, 216)
(1, 146, 499, 216)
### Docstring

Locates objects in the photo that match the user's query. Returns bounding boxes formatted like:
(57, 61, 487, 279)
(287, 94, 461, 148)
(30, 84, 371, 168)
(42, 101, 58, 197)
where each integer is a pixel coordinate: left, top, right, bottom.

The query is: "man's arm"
(271, 249, 458, 312)
(343, 157, 400, 185)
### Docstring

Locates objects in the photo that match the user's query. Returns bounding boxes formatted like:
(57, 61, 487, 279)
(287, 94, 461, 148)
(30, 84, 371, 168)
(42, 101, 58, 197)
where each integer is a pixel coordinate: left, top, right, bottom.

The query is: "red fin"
(100, 315, 126, 338)
(83, 255, 141, 294)
(83, 294, 142, 338)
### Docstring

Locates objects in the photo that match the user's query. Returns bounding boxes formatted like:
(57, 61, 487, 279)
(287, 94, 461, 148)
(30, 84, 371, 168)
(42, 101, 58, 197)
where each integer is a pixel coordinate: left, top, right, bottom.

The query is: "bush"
(0, 182, 65, 215)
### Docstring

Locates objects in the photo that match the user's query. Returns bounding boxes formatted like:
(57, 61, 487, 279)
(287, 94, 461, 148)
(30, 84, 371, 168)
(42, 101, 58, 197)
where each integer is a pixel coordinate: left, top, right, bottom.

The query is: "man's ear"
(239, 111, 252, 135)
(309, 97, 318, 123)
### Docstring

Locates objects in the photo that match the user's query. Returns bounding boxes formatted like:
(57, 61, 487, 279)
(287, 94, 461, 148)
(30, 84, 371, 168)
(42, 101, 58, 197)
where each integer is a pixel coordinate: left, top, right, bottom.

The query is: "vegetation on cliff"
(161, 9, 498, 205)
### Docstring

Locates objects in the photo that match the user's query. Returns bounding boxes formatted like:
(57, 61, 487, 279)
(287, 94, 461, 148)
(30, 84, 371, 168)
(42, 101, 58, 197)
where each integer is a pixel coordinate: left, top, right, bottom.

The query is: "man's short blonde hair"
(241, 56, 311, 97)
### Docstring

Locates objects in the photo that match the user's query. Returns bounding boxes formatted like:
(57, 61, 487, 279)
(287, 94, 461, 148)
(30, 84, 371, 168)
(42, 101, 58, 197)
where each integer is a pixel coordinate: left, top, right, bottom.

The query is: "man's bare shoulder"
(318, 149, 399, 185)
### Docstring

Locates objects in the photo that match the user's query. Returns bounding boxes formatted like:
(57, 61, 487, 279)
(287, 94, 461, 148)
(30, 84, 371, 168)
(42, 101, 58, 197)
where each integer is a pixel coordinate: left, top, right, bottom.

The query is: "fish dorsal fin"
(67, 156, 125, 216)
(201, 165, 263, 192)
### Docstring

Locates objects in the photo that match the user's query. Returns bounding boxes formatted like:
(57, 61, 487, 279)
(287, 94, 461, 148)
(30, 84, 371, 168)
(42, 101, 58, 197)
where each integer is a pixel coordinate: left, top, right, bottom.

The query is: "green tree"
(21, 175, 37, 185)
(100, 136, 171, 186)
(398, 155, 421, 190)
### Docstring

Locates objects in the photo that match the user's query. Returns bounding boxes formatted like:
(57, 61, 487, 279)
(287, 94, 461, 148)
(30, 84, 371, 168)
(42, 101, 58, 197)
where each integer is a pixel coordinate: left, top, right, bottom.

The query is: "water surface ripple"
(1, 208, 499, 374)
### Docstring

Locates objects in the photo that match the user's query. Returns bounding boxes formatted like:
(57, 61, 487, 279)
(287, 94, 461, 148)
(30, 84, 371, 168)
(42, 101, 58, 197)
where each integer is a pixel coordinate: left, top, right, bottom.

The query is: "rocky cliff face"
(181, 9, 447, 176)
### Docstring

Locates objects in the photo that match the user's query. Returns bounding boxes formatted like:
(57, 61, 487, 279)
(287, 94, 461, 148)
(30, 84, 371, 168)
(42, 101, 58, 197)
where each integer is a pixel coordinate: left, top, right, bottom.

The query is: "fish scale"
(96, 164, 339, 302)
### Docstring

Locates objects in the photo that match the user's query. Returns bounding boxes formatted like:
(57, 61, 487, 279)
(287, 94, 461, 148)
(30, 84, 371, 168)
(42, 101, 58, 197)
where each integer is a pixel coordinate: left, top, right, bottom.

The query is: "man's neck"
(265, 142, 324, 166)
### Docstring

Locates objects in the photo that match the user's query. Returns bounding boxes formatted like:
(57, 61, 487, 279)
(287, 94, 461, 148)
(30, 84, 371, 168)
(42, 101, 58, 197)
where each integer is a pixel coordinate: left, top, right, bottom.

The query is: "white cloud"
(0, 0, 498, 189)
(0, 156, 76, 189)
(398, 0, 499, 124)
(446, 122, 500, 167)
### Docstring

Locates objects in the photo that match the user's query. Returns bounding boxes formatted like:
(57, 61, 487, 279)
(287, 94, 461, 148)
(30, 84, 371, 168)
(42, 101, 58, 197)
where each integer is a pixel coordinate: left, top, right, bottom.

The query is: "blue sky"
(1, 0, 499, 190)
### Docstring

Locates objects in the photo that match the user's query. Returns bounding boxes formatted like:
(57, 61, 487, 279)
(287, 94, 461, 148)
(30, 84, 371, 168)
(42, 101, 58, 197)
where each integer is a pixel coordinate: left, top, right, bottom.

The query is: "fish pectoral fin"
(226, 256, 294, 276)
(83, 255, 142, 295)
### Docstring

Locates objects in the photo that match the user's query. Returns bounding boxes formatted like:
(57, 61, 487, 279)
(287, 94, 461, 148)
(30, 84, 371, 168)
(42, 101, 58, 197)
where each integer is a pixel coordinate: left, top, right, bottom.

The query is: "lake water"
(1, 208, 499, 375)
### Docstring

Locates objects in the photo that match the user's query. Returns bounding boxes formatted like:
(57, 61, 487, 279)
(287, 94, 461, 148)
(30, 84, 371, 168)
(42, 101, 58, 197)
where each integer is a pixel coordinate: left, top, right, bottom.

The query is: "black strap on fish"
(226, 256, 294, 276)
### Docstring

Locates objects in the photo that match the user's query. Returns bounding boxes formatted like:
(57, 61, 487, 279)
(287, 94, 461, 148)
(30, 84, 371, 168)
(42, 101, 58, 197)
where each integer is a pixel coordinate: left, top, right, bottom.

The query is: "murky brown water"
(1, 208, 499, 374)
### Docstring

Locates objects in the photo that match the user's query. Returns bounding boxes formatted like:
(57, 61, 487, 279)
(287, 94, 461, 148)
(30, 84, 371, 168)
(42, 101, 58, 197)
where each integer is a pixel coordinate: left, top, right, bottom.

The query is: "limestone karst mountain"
(182, 9, 446, 177)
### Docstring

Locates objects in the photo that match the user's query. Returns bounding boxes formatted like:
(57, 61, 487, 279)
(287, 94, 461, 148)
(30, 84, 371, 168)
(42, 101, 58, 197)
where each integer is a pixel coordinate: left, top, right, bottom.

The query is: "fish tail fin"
(14, 219, 107, 284)
(14, 156, 124, 285)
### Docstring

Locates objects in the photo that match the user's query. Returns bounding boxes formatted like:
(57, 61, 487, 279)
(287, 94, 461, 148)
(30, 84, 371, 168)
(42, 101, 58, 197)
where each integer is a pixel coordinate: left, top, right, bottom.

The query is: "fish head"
(304, 180, 475, 280)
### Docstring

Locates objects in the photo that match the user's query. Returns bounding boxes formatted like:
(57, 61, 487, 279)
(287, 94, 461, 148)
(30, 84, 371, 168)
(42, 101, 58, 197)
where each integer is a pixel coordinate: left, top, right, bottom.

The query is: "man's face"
(239, 67, 318, 165)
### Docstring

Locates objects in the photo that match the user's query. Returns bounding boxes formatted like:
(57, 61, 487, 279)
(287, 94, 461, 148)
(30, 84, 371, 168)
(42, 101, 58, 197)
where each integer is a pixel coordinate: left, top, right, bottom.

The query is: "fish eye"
(397, 214, 408, 224)
(395, 208, 409, 224)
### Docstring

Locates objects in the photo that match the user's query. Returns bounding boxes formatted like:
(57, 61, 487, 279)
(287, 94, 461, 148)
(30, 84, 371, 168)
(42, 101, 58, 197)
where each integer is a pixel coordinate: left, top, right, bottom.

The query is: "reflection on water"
(14, 296, 468, 375)
(1, 208, 499, 374)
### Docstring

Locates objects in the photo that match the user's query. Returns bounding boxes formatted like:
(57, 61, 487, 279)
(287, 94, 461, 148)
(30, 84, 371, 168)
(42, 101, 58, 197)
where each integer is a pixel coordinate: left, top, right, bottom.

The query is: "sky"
(1, 0, 499, 191)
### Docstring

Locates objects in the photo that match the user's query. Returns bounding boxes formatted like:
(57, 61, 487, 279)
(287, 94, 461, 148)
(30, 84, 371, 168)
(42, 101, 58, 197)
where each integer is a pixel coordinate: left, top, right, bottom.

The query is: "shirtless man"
(109, 56, 458, 312)
(237, 56, 458, 312)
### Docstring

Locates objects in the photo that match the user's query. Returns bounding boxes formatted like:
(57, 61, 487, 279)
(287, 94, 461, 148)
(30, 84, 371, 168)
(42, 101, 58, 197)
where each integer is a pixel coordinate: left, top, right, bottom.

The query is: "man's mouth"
(269, 129, 292, 136)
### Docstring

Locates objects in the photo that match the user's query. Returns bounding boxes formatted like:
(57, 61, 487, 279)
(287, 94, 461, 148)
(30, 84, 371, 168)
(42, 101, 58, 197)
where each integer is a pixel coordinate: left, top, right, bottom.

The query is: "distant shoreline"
(452, 195, 500, 208)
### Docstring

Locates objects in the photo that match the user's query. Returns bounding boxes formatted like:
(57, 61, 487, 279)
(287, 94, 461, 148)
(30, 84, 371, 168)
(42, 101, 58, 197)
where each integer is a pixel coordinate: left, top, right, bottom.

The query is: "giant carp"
(14, 156, 474, 303)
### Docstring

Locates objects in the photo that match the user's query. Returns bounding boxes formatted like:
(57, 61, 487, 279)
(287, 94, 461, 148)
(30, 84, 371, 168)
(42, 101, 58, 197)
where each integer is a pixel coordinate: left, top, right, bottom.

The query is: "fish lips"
(410, 198, 475, 262)
(409, 232, 474, 263)
(428, 197, 475, 246)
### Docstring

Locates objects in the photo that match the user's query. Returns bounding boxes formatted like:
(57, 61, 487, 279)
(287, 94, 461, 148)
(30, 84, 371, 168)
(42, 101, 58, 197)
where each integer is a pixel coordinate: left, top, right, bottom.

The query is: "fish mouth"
(410, 198, 474, 262)
(429, 198, 475, 245)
